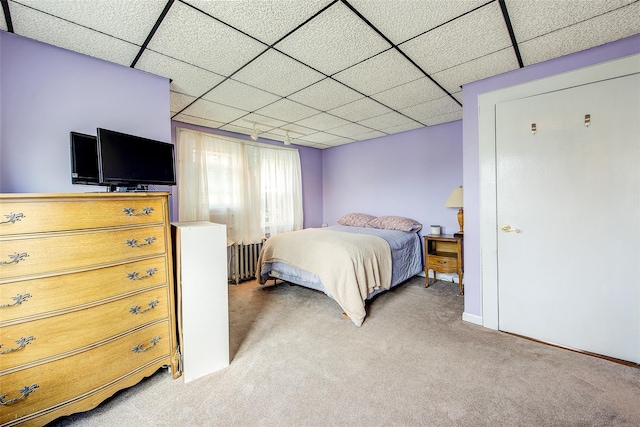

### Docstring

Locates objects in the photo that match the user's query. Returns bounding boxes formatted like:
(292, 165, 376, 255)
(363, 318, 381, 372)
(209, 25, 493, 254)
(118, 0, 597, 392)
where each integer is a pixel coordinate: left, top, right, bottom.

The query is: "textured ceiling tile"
(401, 1, 511, 74)
(148, 1, 265, 76)
(136, 50, 225, 97)
(1, 11, 6, 30)
(400, 96, 461, 123)
(358, 111, 414, 129)
(170, 91, 197, 115)
(232, 49, 325, 97)
(505, 0, 630, 42)
(294, 112, 351, 132)
(182, 99, 249, 124)
(371, 77, 446, 110)
(16, 0, 166, 45)
(203, 79, 281, 112)
(288, 78, 363, 112)
(231, 113, 287, 132)
(519, 3, 640, 66)
(326, 122, 372, 138)
(254, 98, 320, 123)
(333, 49, 425, 95)
(275, 2, 391, 75)
(350, 129, 387, 141)
(327, 98, 392, 122)
(299, 131, 347, 144)
(280, 123, 318, 137)
(323, 137, 357, 146)
(183, 0, 332, 45)
(379, 121, 423, 135)
(432, 48, 519, 94)
(173, 113, 225, 129)
(424, 110, 463, 126)
(349, 0, 488, 44)
(11, 3, 139, 66)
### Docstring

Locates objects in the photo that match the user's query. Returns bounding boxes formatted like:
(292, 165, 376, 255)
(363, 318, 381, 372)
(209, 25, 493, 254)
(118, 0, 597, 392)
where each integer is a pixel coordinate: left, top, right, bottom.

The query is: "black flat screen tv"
(96, 128, 176, 190)
(70, 132, 102, 186)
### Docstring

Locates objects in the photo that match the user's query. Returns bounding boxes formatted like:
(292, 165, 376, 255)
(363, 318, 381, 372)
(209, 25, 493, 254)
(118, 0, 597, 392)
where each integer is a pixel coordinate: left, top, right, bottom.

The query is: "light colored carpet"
(48, 277, 640, 426)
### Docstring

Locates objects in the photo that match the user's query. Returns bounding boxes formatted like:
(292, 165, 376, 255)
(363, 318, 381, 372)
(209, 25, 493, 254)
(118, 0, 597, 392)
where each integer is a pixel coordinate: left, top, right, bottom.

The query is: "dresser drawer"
(0, 197, 165, 235)
(0, 321, 171, 425)
(1, 288, 169, 373)
(0, 226, 166, 281)
(0, 258, 168, 324)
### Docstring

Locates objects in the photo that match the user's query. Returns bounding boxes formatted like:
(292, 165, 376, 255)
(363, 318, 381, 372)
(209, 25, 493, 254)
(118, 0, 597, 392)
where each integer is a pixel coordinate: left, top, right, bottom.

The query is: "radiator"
(228, 240, 265, 284)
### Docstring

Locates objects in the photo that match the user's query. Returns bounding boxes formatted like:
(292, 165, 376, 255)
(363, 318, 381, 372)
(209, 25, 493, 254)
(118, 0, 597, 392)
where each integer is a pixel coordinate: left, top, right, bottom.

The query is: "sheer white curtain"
(176, 128, 303, 244)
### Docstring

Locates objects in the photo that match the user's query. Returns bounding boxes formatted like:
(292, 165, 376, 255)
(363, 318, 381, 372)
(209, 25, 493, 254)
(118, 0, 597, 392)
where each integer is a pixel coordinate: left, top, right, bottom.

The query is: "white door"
(496, 74, 640, 363)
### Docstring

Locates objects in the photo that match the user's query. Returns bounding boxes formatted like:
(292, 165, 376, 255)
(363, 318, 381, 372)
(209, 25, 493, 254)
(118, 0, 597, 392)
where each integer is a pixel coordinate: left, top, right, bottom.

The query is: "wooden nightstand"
(424, 234, 464, 295)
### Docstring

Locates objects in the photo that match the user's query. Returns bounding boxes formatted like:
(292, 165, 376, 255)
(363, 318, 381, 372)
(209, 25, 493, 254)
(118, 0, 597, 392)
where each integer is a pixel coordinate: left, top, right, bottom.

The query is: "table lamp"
(445, 186, 463, 237)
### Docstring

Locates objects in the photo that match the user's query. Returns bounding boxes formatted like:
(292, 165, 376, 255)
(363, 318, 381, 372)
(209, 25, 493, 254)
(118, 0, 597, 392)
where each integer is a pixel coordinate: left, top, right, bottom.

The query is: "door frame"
(478, 53, 640, 330)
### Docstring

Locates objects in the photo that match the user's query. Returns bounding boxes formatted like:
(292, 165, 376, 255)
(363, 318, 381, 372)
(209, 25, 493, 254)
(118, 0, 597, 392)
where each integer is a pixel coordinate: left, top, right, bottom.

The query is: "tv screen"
(97, 128, 176, 189)
(70, 132, 101, 186)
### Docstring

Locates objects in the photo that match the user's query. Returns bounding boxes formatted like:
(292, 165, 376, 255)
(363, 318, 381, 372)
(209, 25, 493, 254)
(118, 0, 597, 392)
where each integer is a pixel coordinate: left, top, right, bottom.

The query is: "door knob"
(501, 225, 521, 233)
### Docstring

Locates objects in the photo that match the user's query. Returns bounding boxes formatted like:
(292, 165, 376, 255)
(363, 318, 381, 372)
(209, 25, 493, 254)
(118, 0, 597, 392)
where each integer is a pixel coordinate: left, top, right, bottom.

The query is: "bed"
(257, 214, 423, 326)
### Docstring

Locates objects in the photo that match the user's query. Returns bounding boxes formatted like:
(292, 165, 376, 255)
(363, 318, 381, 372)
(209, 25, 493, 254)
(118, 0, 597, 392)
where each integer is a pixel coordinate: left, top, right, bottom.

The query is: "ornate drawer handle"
(126, 268, 158, 280)
(0, 384, 39, 406)
(129, 300, 159, 315)
(125, 237, 156, 248)
(0, 252, 29, 265)
(0, 212, 26, 225)
(1, 336, 35, 354)
(131, 336, 161, 353)
(123, 207, 154, 216)
(1, 293, 31, 309)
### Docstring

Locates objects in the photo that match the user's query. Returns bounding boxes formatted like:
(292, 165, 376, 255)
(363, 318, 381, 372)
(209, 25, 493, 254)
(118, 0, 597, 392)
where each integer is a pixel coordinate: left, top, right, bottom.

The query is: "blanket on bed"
(257, 228, 392, 327)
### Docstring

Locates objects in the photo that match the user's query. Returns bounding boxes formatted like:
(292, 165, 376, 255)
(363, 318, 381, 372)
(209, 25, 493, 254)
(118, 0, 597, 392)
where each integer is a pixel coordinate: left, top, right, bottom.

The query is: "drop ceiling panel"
(15, 0, 167, 45)
(275, 2, 391, 76)
(232, 49, 325, 97)
(280, 123, 318, 137)
(231, 113, 287, 131)
(184, 0, 333, 45)
(299, 131, 348, 144)
(288, 78, 363, 111)
(432, 48, 519, 95)
(203, 79, 281, 112)
(400, 1, 511, 75)
(295, 112, 351, 132)
(173, 113, 226, 129)
(371, 77, 446, 111)
(170, 91, 197, 115)
(1, 11, 6, 30)
(147, 1, 266, 76)
(519, 3, 640, 66)
(400, 96, 461, 124)
(505, 0, 629, 42)
(326, 122, 374, 138)
(333, 48, 425, 95)
(10, 2, 139, 66)
(358, 111, 415, 129)
(348, 129, 387, 141)
(328, 98, 393, 123)
(349, 0, 488, 44)
(379, 121, 423, 135)
(136, 50, 226, 97)
(182, 99, 249, 125)
(424, 110, 463, 127)
(255, 98, 320, 123)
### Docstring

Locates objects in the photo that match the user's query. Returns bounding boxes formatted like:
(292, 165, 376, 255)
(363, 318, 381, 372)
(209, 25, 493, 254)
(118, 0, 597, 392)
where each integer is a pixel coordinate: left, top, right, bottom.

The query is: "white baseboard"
(462, 312, 483, 326)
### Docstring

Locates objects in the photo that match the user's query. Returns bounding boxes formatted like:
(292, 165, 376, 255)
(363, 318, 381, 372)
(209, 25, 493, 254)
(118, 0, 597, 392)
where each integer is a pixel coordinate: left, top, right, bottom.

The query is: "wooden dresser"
(0, 193, 180, 426)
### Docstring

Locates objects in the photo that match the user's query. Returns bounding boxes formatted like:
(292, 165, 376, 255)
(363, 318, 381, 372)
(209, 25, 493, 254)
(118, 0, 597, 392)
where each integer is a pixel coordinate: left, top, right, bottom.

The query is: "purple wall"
(0, 32, 170, 195)
(462, 34, 640, 318)
(322, 121, 463, 236)
(171, 121, 324, 229)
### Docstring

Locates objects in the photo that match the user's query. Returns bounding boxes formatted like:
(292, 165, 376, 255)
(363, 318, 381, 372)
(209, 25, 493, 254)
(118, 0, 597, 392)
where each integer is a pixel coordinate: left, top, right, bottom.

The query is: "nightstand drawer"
(428, 256, 458, 268)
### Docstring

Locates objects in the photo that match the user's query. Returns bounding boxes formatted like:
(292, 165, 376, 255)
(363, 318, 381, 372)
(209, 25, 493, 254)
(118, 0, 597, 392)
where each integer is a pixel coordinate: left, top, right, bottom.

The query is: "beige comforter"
(257, 228, 391, 326)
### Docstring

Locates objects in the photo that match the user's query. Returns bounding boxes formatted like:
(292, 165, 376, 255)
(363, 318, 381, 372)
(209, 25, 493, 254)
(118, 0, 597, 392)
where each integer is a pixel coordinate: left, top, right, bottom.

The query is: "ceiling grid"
(3, 0, 639, 148)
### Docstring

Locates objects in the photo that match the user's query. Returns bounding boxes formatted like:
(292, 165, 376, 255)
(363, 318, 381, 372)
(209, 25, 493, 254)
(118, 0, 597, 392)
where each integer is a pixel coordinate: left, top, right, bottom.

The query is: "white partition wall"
(172, 221, 229, 382)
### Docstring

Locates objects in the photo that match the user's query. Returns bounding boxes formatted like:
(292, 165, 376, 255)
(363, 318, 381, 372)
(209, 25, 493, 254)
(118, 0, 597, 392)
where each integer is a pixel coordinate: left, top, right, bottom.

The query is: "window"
(176, 128, 303, 244)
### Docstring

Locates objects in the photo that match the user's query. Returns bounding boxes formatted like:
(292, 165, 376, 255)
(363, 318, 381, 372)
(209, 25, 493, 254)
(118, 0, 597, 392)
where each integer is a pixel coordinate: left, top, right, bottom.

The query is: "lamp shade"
(444, 186, 463, 208)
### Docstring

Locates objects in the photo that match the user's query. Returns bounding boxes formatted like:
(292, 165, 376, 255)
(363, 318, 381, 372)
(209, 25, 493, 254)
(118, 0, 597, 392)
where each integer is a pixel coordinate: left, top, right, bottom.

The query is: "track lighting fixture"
(284, 131, 291, 145)
(250, 123, 258, 141)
